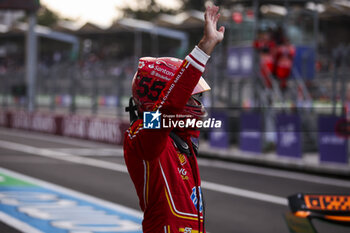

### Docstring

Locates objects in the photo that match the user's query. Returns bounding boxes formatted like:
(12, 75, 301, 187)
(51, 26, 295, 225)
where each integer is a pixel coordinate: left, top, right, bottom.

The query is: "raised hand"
(198, 5, 225, 55)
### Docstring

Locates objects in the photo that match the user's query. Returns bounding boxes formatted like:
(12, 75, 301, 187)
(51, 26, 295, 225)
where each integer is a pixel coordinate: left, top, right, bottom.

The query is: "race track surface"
(0, 128, 349, 233)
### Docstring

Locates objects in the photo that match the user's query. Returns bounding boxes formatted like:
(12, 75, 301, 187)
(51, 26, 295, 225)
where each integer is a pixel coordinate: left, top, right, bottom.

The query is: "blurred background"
(0, 0, 347, 113)
(0, 1, 350, 233)
(1, 0, 350, 161)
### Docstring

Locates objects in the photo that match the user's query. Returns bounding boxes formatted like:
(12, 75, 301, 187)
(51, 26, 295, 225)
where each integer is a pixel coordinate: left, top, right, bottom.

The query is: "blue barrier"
(209, 111, 229, 149)
(276, 113, 302, 158)
(318, 115, 348, 164)
(239, 111, 263, 153)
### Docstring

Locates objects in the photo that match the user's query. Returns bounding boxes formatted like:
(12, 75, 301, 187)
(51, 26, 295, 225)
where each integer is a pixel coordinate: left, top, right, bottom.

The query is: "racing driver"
(124, 5, 225, 233)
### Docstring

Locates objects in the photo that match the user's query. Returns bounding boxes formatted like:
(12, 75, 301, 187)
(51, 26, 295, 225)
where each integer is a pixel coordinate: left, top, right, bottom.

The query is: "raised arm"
(127, 5, 225, 161)
(198, 5, 225, 55)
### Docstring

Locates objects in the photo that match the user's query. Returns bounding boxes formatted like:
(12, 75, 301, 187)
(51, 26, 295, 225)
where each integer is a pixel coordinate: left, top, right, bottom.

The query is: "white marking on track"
(3, 128, 349, 188)
(0, 211, 45, 233)
(0, 140, 128, 173)
(42, 148, 123, 157)
(3, 127, 346, 189)
(201, 181, 287, 206)
(1, 134, 349, 206)
(0, 128, 110, 148)
(197, 158, 350, 188)
(0, 167, 143, 218)
(0, 139, 288, 206)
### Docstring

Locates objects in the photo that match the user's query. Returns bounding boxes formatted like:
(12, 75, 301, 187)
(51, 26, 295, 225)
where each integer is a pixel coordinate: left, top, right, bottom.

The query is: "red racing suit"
(124, 46, 209, 233)
(274, 44, 296, 89)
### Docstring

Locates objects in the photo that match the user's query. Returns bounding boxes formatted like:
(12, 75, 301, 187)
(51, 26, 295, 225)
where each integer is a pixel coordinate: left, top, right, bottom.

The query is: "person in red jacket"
(253, 29, 276, 89)
(274, 39, 295, 90)
(272, 27, 296, 90)
(123, 5, 225, 233)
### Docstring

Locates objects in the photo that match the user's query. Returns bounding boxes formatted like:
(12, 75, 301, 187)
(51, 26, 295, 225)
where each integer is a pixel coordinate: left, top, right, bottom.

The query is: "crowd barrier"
(208, 110, 349, 165)
(1, 110, 348, 164)
(0, 110, 129, 145)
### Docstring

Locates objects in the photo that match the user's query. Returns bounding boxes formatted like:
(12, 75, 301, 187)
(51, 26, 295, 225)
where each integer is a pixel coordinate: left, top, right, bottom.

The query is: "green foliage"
(118, 0, 208, 21)
(119, 0, 177, 21)
(37, 6, 59, 27)
(182, 0, 205, 11)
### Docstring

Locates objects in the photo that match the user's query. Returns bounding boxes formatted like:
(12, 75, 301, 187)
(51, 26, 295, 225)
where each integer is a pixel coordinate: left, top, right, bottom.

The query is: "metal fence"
(0, 58, 136, 118)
